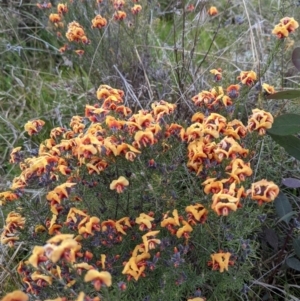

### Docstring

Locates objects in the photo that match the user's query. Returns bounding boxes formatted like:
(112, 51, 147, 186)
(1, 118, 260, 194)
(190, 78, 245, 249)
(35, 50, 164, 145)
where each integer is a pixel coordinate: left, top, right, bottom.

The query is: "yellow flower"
(73, 263, 94, 275)
(84, 270, 112, 290)
(109, 176, 129, 193)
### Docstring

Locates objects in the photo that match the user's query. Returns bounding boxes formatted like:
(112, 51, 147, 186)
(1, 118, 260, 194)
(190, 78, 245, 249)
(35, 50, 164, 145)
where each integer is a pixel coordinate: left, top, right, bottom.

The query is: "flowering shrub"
(36, 0, 155, 91)
(2, 0, 300, 298)
(1, 68, 283, 300)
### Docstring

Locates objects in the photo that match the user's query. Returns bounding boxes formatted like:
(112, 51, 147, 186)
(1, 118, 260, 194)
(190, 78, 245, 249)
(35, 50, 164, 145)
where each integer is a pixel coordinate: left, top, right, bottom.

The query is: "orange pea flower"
(191, 90, 216, 108)
(247, 179, 279, 205)
(109, 176, 129, 193)
(208, 252, 234, 272)
(24, 119, 45, 136)
(1, 291, 28, 301)
(28, 246, 48, 268)
(9, 146, 22, 163)
(131, 4, 142, 15)
(247, 109, 274, 135)
(208, 6, 218, 16)
(142, 230, 161, 252)
(122, 247, 149, 281)
(226, 158, 253, 183)
(135, 213, 154, 230)
(66, 21, 89, 44)
(223, 119, 247, 140)
(176, 220, 193, 238)
(31, 271, 53, 286)
(78, 216, 101, 237)
(75, 49, 84, 56)
(49, 13, 61, 23)
(237, 70, 257, 86)
(272, 17, 299, 38)
(226, 84, 240, 98)
(115, 217, 132, 235)
(57, 3, 68, 14)
(134, 130, 156, 148)
(0, 191, 18, 205)
(214, 137, 248, 162)
(91, 15, 107, 29)
(161, 209, 180, 227)
(210, 68, 222, 81)
(185, 204, 208, 224)
(114, 11, 127, 21)
(84, 270, 112, 290)
(262, 83, 276, 95)
(46, 237, 81, 263)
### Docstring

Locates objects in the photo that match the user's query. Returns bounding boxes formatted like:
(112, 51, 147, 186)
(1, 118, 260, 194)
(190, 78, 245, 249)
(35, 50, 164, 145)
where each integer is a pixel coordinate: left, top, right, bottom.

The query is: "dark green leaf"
(264, 228, 278, 250)
(274, 192, 293, 224)
(282, 177, 300, 188)
(286, 257, 300, 271)
(277, 211, 297, 224)
(267, 133, 300, 161)
(293, 238, 300, 258)
(268, 114, 300, 135)
(266, 90, 300, 99)
(292, 47, 300, 71)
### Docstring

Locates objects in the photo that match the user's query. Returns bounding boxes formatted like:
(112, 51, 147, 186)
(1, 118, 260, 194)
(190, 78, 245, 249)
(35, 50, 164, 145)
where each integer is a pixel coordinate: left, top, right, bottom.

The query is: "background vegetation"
(1, 0, 300, 300)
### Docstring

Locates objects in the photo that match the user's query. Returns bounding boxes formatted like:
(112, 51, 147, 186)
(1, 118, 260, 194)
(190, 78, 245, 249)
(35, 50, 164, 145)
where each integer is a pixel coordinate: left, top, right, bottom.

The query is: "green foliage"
(1, 0, 300, 300)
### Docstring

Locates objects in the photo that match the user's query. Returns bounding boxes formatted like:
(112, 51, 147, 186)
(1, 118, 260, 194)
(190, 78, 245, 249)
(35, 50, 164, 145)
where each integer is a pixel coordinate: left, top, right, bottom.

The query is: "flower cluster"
(65, 21, 90, 44)
(272, 17, 299, 39)
(42, 1, 146, 56)
(1, 70, 280, 299)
